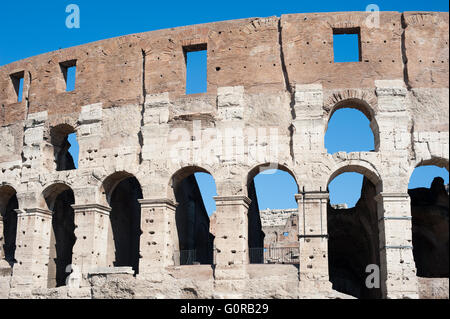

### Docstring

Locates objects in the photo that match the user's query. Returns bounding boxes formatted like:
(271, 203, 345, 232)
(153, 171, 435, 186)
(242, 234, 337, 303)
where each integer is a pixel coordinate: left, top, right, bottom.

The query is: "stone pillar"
(21, 112, 47, 179)
(375, 193, 418, 299)
(213, 195, 251, 280)
(141, 93, 171, 163)
(375, 80, 410, 152)
(11, 208, 52, 290)
(296, 192, 332, 291)
(292, 84, 326, 156)
(77, 103, 103, 169)
(138, 199, 177, 278)
(71, 204, 111, 279)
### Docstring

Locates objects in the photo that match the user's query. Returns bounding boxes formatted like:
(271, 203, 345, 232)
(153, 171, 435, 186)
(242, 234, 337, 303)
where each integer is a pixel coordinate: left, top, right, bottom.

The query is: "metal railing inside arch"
(249, 247, 300, 265)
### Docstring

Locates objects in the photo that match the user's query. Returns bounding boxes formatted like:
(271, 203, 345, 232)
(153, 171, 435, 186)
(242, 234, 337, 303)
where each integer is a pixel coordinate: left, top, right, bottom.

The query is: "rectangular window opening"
(333, 27, 361, 63)
(10, 71, 24, 103)
(60, 60, 77, 92)
(184, 44, 207, 95)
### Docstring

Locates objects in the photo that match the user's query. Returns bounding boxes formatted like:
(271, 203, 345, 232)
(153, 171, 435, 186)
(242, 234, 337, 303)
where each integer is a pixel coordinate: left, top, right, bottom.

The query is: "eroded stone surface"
(0, 11, 448, 299)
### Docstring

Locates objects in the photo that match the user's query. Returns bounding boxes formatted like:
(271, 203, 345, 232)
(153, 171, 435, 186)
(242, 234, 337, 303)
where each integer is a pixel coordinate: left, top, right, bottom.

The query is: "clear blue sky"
(1, 1, 448, 66)
(2, 1, 448, 214)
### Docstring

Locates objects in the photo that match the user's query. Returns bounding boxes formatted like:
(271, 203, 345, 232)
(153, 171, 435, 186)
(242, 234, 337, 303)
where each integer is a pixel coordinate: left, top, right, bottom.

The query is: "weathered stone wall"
(0, 11, 448, 299)
(260, 209, 298, 249)
(259, 177, 448, 299)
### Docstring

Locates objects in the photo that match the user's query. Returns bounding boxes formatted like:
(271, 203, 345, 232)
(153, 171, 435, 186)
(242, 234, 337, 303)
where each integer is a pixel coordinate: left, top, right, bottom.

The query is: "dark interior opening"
(174, 174, 214, 265)
(50, 124, 77, 171)
(328, 176, 382, 299)
(409, 176, 449, 278)
(47, 188, 76, 288)
(247, 179, 265, 264)
(1, 193, 18, 266)
(109, 177, 143, 274)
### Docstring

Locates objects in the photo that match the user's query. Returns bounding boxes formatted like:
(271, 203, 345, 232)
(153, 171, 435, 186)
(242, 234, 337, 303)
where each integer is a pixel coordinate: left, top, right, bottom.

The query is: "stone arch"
(246, 162, 300, 195)
(324, 90, 378, 119)
(168, 165, 212, 201)
(326, 162, 383, 299)
(42, 182, 76, 288)
(101, 171, 143, 274)
(48, 115, 78, 132)
(324, 93, 380, 152)
(0, 184, 17, 214)
(0, 184, 18, 265)
(42, 182, 74, 210)
(410, 156, 449, 179)
(169, 166, 215, 265)
(245, 163, 299, 264)
(100, 171, 137, 206)
(327, 161, 382, 191)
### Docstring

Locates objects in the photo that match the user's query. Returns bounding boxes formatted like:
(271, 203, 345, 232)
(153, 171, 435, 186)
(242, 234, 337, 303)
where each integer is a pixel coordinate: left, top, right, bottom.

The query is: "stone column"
(292, 84, 326, 157)
(375, 80, 409, 152)
(11, 208, 53, 290)
(296, 192, 332, 291)
(71, 204, 111, 278)
(375, 193, 418, 299)
(138, 199, 177, 278)
(77, 103, 103, 169)
(213, 195, 251, 280)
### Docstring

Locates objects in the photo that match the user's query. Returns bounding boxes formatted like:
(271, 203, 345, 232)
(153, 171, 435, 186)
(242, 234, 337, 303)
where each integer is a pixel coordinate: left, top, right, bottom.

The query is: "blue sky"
(2, 1, 448, 214)
(1, 1, 449, 66)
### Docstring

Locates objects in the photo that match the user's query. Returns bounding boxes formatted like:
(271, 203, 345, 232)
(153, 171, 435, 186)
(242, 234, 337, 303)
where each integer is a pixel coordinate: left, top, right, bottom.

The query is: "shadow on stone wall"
(328, 176, 449, 299)
(327, 177, 381, 299)
(109, 177, 142, 274)
(2, 194, 18, 266)
(47, 189, 76, 288)
(410, 177, 449, 278)
(175, 174, 214, 265)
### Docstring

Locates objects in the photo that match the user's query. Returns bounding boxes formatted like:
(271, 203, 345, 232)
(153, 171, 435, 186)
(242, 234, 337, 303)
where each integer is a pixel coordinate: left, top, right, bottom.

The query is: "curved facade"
(0, 11, 448, 299)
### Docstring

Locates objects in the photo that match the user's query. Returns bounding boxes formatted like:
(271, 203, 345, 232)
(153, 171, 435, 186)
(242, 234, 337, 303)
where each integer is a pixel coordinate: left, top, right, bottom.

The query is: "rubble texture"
(0, 11, 448, 299)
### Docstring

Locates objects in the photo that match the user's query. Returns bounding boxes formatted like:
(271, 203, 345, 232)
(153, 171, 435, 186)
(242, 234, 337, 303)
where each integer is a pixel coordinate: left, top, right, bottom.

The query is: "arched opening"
(329, 172, 364, 209)
(408, 163, 449, 278)
(48, 124, 79, 171)
(171, 167, 215, 265)
(103, 173, 142, 274)
(0, 185, 18, 266)
(327, 167, 382, 299)
(43, 183, 76, 288)
(325, 99, 377, 154)
(246, 164, 299, 265)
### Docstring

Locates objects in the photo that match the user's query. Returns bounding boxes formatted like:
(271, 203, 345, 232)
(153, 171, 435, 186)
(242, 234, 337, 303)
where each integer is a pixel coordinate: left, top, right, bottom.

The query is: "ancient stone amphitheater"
(0, 11, 448, 299)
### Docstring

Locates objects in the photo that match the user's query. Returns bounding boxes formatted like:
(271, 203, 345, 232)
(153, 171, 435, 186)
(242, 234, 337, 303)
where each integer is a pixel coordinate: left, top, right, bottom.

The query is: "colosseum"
(0, 11, 448, 299)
